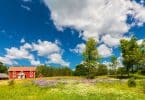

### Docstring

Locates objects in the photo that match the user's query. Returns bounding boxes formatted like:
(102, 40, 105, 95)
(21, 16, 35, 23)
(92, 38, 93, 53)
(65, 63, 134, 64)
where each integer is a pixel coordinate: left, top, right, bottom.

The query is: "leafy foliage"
(0, 62, 8, 73)
(36, 65, 73, 77)
(96, 64, 108, 76)
(83, 38, 100, 63)
(120, 36, 141, 76)
(74, 64, 88, 76)
(128, 78, 136, 87)
(117, 67, 127, 76)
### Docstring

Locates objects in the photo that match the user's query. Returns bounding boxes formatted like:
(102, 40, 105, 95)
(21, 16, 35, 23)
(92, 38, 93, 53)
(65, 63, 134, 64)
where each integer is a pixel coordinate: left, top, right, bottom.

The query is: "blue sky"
(0, 0, 145, 69)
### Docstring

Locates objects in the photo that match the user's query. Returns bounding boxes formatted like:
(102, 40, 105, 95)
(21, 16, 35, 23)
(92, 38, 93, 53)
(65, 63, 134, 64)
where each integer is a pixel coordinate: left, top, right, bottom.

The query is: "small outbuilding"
(0, 73, 8, 80)
(8, 67, 36, 79)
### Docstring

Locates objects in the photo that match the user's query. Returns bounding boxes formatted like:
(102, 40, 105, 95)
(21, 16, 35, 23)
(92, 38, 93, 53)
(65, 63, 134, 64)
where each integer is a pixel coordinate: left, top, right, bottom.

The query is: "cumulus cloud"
(70, 43, 85, 54)
(30, 60, 41, 66)
(0, 40, 69, 66)
(101, 34, 120, 47)
(20, 38, 25, 43)
(43, 0, 145, 57)
(98, 44, 112, 57)
(0, 57, 17, 65)
(5, 47, 34, 60)
(32, 40, 61, 56)
(47, 53, 70, 66)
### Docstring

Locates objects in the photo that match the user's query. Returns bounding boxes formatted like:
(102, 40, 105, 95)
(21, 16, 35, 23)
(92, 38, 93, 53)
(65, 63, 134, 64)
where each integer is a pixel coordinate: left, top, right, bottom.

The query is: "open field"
(0, 76, 145, 100)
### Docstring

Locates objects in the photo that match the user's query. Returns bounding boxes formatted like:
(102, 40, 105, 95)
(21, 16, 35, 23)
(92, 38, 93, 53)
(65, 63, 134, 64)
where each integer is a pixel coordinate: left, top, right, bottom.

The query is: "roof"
(8, 67, 36, 72)
(0, 73, 8, 78)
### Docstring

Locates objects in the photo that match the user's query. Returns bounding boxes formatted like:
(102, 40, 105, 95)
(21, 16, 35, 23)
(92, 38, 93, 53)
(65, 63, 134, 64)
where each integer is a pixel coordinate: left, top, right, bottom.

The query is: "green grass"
(0, 77, 145, 100)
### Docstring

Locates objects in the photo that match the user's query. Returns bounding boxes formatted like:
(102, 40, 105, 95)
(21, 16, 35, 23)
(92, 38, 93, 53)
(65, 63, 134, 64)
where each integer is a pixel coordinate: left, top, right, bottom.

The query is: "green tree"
(82, 38, 100, 78)
(111, 55, 118, 75)
(120, 36, 141, 76)
(96, 64, 108, 76)
(117, 67, 127, 77)
(74, 64, 88, 76)
(0, 62, 8, 73)
(83, 38, 100, 63)
(36, 65, 48, 77)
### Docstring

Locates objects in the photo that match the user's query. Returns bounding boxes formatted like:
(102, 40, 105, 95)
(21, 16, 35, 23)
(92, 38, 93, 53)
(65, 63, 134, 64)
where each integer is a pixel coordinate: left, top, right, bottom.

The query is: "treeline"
(36, 65, 73, 77)
(74, 36, 145, 78)
(120, 36, 145, 76)
(0, 62, 8, 73)
(74, 63, 108, 76)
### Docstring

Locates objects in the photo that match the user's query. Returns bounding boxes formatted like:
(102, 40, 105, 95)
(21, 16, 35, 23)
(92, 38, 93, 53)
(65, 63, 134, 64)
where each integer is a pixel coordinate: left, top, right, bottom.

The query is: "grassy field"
(0, 76, 145, 100)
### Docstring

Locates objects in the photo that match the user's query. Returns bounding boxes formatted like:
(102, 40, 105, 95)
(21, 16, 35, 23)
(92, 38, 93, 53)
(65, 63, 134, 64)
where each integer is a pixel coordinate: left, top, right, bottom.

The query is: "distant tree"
(74, 64, 88, 76)
(120, 36, 141, 76)
(138, 39, 145, 73)
(96, 64, 108, 76)
(36, 65, 48, 77)
(117, 67, 127, 77)
(36, 65, 73, 77)
(83, 38, 100, 63)
(81, 38, 100, 79)
(111, 55, 118, 75)
(0, 62, 8, 73)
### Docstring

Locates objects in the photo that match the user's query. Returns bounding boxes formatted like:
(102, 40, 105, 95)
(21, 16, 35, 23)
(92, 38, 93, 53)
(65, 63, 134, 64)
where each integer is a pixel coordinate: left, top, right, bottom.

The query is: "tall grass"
(0, 78, 145, 100)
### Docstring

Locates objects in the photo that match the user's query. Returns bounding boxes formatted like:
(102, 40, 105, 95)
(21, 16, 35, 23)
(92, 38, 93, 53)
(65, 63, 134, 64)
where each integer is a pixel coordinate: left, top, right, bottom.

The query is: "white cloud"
(0, 40, 69, 66)
(0, 57, 17, 65)
(30, 60, 41, 66)
(137, 39, 143, 45)
(70, 43, 85, 54)
(32, 40, 69, 66)
(21, 5, 31, 11)
(117, 56, 123, 67)
(55, 39, 61, 46)
(22, 0, 32, 2)
(98, 44, 112, 58)
(20, 38, 25, 43)
(21, 43, 32, 50)
(5, 47, 33, 60)
(44, 0, 145, 56)
(32, 40, 61, 56)
(101, 34, 120, 47)
(47, 53, 70, 66)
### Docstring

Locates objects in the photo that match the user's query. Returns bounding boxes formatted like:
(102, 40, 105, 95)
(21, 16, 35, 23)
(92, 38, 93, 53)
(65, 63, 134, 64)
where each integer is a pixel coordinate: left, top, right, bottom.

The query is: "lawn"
(0, 76, 145, 100)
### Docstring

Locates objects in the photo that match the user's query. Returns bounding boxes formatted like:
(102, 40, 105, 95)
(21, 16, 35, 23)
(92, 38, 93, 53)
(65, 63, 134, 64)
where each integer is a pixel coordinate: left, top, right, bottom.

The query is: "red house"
(8, 67, 36, 79)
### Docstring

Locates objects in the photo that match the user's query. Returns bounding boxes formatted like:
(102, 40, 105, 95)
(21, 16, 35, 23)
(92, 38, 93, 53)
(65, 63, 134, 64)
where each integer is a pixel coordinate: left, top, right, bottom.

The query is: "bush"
(108, 69, 116, 75)
(8, 79, 15, 86)
(128, 78, 136, 87)
(117, 67, 127, 76)
(75, 62, 97, 79)
(74, 64, 88, 76)
(138, 67, 145, 75)
(140, 79, 145, 93)
(85, 63, 97, 79)
(96, 64, 108, 76)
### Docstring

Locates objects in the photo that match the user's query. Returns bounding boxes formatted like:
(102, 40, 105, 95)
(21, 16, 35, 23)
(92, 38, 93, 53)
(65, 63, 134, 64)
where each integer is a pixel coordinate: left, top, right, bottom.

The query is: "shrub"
(74, 64, 88, 76)
(128, 78, 136, 87)
(75, 62, 97, 79)
(85, 63, 97, 79)
(108, 69, 116, 75)
(140, 79, 145, 93)
(8, 79, 15, 86)
(117, 67, 127, 76)
(96, 64, 108, 76)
